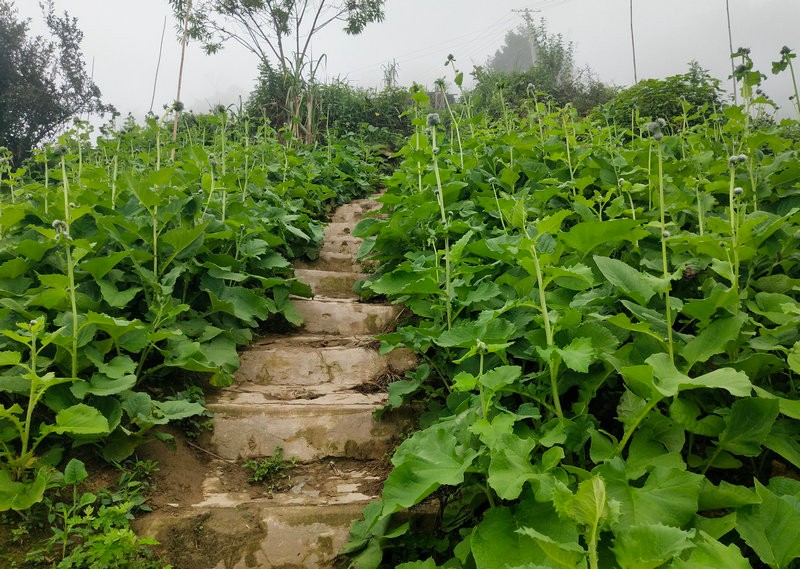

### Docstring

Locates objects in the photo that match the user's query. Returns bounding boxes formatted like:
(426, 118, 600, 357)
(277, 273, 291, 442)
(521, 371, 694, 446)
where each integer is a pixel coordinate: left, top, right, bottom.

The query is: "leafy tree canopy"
(172, 0, 386, 79)
(472, 18, 615, 114)
(0, 0, 109, 164)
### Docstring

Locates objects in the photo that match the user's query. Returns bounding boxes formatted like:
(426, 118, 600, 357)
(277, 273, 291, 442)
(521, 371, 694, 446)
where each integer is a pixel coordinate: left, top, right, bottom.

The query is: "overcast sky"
(15, 0, 800, 118)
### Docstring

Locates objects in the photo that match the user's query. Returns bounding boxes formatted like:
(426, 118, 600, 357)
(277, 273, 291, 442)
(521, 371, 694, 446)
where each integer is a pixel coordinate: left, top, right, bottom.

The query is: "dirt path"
(136, 195, 413, 568)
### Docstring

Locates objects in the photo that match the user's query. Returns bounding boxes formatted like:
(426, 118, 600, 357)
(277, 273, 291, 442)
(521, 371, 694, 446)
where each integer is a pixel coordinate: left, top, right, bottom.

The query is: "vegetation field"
(2, 1, 800, 567)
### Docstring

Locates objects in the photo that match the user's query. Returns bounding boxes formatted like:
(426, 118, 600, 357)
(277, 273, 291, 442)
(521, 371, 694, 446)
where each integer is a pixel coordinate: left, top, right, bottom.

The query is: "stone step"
(294, 251, 362, 273)
(295, 268, 366, 299)
(324, 222, 355, 239)
(320, 234, 362, 256)
(237, 336, 416, 394)
(206, 388, 410, 461)
(293, 297, 403, 335)
(331, 198, 382, 224)
(137, 457, 387, 569)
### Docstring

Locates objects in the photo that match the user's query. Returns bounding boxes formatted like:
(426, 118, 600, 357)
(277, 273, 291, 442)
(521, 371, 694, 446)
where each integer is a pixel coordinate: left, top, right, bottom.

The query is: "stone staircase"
(138, 196, 413, 568)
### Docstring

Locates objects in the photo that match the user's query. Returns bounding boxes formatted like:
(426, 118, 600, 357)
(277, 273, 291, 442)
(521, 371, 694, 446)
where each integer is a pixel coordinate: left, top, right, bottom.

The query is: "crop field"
(2, 2, 800, 566)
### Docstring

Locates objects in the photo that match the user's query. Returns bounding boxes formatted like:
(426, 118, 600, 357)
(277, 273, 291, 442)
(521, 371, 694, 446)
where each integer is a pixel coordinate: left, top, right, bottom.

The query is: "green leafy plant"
(242, 447, 297, 493)
(343, 53, 800, 569)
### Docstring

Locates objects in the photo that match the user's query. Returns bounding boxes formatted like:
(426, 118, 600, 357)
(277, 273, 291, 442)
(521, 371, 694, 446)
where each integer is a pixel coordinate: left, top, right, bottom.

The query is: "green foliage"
(242, 447, 296, 492)
(247, 69, 412, 147)
(341, 62, 800, 569)
(0, 108, 382, 510)
(16, 457, 168, 568)
(601, 62, 724, 128)
(0, 1, 110, 164)
(471, 19, 616, 115)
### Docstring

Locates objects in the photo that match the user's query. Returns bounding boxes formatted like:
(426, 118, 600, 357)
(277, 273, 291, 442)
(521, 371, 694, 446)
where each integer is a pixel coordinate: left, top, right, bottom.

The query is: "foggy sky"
(14, 0, 800, 118)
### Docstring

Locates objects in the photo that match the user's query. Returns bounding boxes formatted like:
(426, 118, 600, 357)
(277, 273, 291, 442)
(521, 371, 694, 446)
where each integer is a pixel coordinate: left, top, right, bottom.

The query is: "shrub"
(601, 62, 724, 128)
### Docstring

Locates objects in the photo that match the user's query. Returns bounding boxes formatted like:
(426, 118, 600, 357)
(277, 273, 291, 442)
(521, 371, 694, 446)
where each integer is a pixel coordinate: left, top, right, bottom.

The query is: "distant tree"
(473, 18, 614, 115)
(487, 16, 575, 88)
(0, 0, 108, 164)
(486, 28, 534, 73)
(601, 62, 723, 128)
(173, 0, 386, 141)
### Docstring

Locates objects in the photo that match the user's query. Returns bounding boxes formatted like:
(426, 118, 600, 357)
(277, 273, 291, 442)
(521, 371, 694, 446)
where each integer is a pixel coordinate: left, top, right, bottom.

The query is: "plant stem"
(60, 157, 79, 377)
(524, 224, 563, 419)
(431, 125, 452, 330)
(439, 83, 464, 170)
(657, 144, 675, 362)
(789, 58, 800, 119)
(728, 165, 741, 296)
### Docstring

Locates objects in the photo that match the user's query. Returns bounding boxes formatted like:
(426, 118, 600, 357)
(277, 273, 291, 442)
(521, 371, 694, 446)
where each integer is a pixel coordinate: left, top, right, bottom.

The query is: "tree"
(176, 0, 385, 83)
(486, 17, 575, 89)
(173, 0, 386, 141)
(473, 18, 614, 115)
(0, 0, 108, 164)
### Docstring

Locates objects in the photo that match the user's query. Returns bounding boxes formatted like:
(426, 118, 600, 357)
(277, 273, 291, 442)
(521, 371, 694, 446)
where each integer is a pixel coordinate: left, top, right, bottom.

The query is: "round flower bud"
(738, 154, 748, 163)
(733, 187, 743, 195)
(653, 132, 664, 141)
(662, 230, 671, 238)
(657, 118, 666, 127)
(426, 113, 441, 127)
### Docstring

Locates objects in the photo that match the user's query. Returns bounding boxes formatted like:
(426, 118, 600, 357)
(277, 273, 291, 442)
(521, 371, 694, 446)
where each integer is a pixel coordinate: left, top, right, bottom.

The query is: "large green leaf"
(564, 219, 648, 254)
(613, 524, 695, 569)
(716, 398, 779, 457)
(624, 353, 752, 400)
(680, 313, 747, 368)
(736, 481, 800, 568)
(471, 499, 580, 569)
(594, 256, 661, 305)
(382, 426, 479, 515)
(487, 432, 537, 500)
(598, 461, 703, 528)
(0, 468, 48, 511)
(669, 531, 751, 568)
(43, 404, 110, 436)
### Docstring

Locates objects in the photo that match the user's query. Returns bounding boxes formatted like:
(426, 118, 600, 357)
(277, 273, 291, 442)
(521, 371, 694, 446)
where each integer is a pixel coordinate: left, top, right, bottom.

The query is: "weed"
(242, 447, 297, 493)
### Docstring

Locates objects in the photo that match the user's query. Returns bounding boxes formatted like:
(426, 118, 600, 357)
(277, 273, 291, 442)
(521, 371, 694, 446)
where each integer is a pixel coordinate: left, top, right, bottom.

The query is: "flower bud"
(733, 187, 743, 195)
(426, 113, 441, 127)
(662, 230, 671, 238)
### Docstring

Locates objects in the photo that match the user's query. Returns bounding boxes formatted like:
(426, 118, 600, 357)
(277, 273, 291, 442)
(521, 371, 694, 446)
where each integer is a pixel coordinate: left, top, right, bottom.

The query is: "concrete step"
(137, 458, 387, 569)
(294, 251, 362, 273)
(295, 268, 367, 299)
(320, 234, 362, 256)
(293, 297, 403, 335)
(206, 388, 411, 461)
(237, 336, 416, 394)
(324, 222, 355, 239)
(331, 198, 382, 224)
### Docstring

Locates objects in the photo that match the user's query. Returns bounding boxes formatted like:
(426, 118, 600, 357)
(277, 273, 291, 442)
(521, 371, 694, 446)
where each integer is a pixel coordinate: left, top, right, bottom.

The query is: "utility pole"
(629, 0, 638, 83)
(512, 8, 541, 68)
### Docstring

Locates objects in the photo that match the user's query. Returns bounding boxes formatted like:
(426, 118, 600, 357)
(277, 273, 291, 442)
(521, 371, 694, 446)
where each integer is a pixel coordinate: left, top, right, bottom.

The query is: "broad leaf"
(736, 481, 800, 568)
(716, 398, 779, 457)
(594, 256, 660, 305)
(613, 524, 695, 569)
(382, 426, 479, 515)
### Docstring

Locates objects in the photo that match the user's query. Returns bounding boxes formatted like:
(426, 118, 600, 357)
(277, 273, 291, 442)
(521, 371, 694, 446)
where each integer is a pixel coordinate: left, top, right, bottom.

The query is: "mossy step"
(293, 297, 403, 335)
(206, 389, 411, 461)
(295, 268, 367, 299)
(237, 335, 415, 391)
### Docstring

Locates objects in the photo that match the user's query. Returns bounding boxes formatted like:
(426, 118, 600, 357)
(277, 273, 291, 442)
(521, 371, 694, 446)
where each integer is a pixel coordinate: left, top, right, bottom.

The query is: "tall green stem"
(657, 144, 675, 362)
(60, 157, 78, 377)
(430, 123, 452, 330)
(523, 220, 563, 419)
